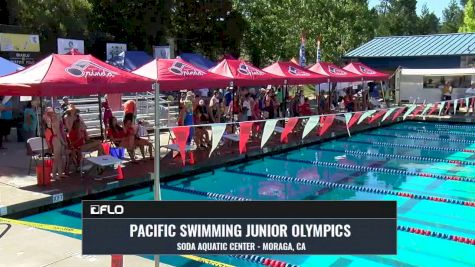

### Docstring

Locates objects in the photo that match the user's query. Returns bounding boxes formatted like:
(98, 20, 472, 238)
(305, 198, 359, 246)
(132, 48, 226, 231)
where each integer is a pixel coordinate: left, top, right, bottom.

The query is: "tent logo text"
(238, 63, 264, 76)
(328, 66, 347, 76)
(65, 60, 117, 78)
(169, 61, 205, 76)
(359, 66, 376, 75)
(288, 66, 310, 76)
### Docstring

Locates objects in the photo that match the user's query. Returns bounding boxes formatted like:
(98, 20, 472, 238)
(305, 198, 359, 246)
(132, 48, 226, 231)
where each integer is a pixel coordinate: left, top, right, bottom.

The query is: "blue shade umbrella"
(0, 57, 23, 76)
(179, 53, 217, 70)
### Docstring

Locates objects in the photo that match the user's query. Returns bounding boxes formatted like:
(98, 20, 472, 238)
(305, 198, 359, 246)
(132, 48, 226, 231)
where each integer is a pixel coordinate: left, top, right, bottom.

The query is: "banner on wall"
(57, 38, 84, 54)
(106, 43, 127, 60)
(153, 46, 170, 59)
(0, 33, 40, 52)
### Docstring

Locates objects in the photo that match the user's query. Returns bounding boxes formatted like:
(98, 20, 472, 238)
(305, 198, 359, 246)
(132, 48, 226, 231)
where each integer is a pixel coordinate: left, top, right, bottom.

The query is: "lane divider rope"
(229, 165, 474, 208)
(165, 183, 475, 246)
(388, 128, 475, 139)
(404, 122, 475, 130)
(270, 156, 475, 183)
(362, 132, 475, 144)
(346, 140, 475, 153)
(308, 147, 475, 166)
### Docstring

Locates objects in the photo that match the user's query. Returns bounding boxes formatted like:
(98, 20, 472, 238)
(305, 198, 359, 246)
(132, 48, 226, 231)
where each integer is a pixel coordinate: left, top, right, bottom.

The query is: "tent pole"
(97, 94, 104, 141)
(153, 82, 162, 267)
(283, 81, 287, 118)
(40, 97, 45, 185)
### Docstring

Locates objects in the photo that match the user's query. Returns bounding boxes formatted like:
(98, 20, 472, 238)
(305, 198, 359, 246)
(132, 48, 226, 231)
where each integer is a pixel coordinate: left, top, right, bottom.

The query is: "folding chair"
(26, 137, 50, 175)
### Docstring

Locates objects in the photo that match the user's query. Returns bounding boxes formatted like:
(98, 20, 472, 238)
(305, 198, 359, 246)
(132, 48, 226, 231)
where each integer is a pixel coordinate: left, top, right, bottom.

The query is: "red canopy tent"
(65, 48, 83, 55)
(208, 59, 284, 87)
(308, 62, 361, 82)
(0, 54, 153, 96)
(343, 62, 389, 80)
(262, 61, 327, 85)
(132, 58, 231, 90)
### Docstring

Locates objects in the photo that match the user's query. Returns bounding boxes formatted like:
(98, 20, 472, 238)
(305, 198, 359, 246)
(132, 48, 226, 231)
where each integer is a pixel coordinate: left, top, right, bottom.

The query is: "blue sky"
(368, 0, 454, 19)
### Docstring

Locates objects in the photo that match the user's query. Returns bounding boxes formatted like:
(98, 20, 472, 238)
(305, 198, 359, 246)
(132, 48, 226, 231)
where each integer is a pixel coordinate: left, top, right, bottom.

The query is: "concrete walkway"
(0, 222, 172, 267)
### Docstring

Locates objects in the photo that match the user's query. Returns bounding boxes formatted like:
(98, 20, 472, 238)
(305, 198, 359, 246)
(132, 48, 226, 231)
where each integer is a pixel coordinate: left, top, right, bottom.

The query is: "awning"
(263, 61, 327, 85)
(308, 62, 362, 82)
(209, 59, 284, 86)
(401, 68, 475, 76)
(0, 54, 154, 96)
(133, 58, 231, 90)
(343, 62, 389, 80)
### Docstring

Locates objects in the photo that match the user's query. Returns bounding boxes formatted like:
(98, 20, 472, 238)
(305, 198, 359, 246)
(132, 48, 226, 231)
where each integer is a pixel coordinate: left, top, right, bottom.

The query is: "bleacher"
(68, 93, 178, 138)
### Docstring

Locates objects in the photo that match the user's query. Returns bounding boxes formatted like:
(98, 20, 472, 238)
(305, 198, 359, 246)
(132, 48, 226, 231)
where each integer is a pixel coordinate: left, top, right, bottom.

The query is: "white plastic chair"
(26, 137, 49, 175)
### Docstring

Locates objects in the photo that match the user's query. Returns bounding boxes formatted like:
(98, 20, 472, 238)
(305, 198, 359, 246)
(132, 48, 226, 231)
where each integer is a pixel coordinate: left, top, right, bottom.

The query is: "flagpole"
(153, 81, 161, 267)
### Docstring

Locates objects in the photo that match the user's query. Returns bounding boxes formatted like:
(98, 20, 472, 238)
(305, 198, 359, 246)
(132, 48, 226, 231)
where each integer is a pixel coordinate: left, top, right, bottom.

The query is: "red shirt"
(107, 128, 126, 139)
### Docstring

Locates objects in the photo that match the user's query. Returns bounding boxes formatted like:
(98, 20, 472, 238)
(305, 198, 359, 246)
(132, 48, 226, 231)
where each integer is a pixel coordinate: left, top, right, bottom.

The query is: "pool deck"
(0, 114, 473, 218)
(0, 222, 170, 266)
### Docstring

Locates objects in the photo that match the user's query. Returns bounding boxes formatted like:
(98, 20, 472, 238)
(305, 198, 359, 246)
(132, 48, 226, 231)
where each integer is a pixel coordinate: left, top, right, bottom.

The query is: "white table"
(83, 155, 123, 180)
(274, 126, 284, 133)
(223, 133, 240, 142)
(162, 143, 196, 152)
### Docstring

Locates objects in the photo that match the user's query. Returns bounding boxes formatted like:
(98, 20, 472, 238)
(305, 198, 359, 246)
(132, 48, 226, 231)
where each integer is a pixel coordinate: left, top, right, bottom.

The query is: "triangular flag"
(209, 124, 226, 156)
(261, 119, 278, 148)
(453, 99, 458, 114)
(239, 122, 253, 154)
(344, 113, 352, 137)
(358, 110, 377, 124)
(427, 103, 439, 115)
(348, 112, 362, 129)
(368, 109, 387, 123)
(382, 107, 397, 122)
(172, 126, 190, 166)
(466, 97, 470, 109)
(410, 105, 424, 119)
(281, 117, 299, 143)
(444, 101, 452, 115)
(438, 101, 446, 116)
(302, 116, 320, 140)
(421, 104, 432, 116)
(392, 107, 406, 121)
(319, 115, 335, 136)
(403, 105, 417, 120)
(116, 165, 124, 180)
(471, 97, 475, 110)
(111, 255, 123, 267)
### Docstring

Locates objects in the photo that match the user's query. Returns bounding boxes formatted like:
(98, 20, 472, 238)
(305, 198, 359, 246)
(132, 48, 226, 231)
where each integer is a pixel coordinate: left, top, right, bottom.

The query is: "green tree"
(418, 4, 440, 34)
(459, 0, 475, 32)
(441, 0, 463, 33)
(375, 0, 420, 36)
(233, 0, 374, 67)
(88, 0, 171, 57)
(169, 0, 245, 60)
(14, 0, 92, 53)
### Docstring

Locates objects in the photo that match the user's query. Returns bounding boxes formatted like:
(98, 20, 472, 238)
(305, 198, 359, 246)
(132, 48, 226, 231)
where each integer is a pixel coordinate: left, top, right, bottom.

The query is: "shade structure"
(179, 53, 216, 70)
(308, 62, 361, 82)
(343, 62, 389, 80)
(133, 57, 231, 90)
(107, 51, 153, 71)
(65, 48, 83, 55)
(209, 59, 284, 87)
(0, 54, 154, 96)
(0, 57, 23, 76)
(263, 61, 328, 85)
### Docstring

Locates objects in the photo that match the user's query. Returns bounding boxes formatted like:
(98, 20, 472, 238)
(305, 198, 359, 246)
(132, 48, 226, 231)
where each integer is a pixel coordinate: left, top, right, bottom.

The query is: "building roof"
(345, 33, 475, 58)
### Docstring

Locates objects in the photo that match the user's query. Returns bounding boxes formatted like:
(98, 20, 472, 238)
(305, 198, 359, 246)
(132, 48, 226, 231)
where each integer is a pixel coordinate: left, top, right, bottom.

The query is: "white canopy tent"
(396, 68, 475, 104)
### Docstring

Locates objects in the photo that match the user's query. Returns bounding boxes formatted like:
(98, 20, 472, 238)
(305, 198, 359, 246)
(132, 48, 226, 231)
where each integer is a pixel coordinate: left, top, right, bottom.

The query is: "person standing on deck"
(442, 81, 453, 101)
(122, 99, 137, 123)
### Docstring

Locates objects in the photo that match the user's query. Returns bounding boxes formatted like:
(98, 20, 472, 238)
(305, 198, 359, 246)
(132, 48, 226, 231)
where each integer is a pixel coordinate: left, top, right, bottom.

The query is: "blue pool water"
(24, 121, 475, 267)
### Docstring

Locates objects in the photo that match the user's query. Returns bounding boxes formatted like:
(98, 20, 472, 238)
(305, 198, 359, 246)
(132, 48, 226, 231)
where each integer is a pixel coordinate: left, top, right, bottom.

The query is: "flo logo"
(328, 66, 347, 76)
(288, 66, 310, 76)
(169, 61, 205, 76)
(238, 63, 264, 76)
(65, 60, 117, 78)
(359, 65, 376, 75)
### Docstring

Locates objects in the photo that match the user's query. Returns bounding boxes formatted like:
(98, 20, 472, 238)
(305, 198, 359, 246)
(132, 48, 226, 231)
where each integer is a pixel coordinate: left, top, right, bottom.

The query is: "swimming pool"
(24, 121, 475, 267)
